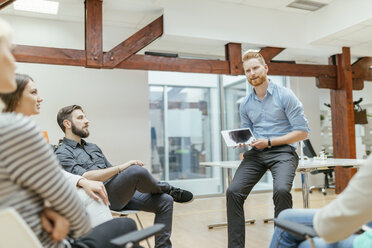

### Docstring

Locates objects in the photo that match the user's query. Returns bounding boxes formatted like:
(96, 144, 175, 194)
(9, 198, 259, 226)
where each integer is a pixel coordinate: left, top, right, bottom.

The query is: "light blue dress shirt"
(240, 81, 310, 147)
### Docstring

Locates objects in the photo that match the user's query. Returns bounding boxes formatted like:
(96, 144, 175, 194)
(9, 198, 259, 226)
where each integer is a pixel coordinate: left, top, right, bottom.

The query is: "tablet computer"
(221, 128, 256, 147)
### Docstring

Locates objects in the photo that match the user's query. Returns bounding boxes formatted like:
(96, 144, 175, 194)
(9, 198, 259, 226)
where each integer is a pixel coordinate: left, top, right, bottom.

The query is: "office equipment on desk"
(301, 139, 334, 195)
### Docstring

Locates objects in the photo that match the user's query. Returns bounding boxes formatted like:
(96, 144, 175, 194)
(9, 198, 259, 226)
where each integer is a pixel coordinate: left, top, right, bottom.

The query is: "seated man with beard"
(55, 105, 193, 248)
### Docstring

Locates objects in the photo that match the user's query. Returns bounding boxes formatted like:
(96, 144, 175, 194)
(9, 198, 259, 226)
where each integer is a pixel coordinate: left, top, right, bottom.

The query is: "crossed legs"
(105, 165, 173, 248)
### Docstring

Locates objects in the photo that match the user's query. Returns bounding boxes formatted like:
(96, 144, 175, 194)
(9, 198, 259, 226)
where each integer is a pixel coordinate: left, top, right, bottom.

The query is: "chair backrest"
(302, 139, 317, 158)
(0, 208, 43, 248)
(41, 131, 50, 144)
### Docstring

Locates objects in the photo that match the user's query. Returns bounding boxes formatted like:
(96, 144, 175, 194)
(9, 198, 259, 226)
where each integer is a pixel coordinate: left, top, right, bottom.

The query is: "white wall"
(1, 13, 152, 169)
(16, 63, 151, 169)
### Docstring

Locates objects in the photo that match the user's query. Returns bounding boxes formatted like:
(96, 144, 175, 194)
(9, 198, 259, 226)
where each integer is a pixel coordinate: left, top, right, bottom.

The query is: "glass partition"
(149, 72, 222, 195)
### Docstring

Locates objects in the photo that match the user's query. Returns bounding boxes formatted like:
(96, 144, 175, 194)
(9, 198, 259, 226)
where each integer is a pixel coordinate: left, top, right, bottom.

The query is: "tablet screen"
(221, 128, 256, 147)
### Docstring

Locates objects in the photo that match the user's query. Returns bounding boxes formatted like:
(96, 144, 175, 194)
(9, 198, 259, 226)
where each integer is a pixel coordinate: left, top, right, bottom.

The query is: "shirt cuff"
(62, 170, 84, 187)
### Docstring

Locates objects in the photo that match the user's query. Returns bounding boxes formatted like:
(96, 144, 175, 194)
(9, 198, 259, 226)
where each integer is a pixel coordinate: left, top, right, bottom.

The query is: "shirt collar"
(252, 79, 274, 101)
(266, 80, 274, 95)
(63, 137, 87, 148)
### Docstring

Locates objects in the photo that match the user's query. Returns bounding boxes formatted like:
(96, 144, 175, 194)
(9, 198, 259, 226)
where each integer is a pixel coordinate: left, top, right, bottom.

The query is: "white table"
(201, 158, 364, 207)
(200, 158, 364, 228)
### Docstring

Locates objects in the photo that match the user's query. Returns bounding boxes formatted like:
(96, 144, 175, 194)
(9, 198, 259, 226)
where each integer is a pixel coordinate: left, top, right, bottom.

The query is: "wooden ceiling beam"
(116, 54, 230, 74)
(316, 76, 337, 89)
(259, 47, 285, 62)
(267, 62, 336, 78)
(85, 0, 103, 68)
(12, 45, 229, 74)
(13, 45, 86, 66)
(12, 44, 340, 78)
(352, 57, 372, 79)
(0, 0, 15, 10)
(103, 16, 164, 68)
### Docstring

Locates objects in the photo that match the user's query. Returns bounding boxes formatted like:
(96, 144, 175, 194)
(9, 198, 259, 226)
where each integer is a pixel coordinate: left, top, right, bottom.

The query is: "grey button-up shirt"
(56, 137, 112, 177)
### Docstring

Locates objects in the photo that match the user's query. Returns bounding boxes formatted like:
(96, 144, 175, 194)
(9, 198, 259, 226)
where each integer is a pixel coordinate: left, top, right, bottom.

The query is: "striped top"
(0, 113, 91, 247)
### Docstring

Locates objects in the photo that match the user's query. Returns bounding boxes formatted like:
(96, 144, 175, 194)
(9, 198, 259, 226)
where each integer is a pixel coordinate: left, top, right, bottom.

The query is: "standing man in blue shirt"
(226, 51, 310, 248)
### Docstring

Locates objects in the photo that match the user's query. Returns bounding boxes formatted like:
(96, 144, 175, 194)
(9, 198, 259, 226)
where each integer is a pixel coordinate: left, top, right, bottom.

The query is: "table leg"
(208, 219, 256, 229)
(263, 218, 274, 223)
(208, 168, 256, 230)
(301, 172, 309, 208)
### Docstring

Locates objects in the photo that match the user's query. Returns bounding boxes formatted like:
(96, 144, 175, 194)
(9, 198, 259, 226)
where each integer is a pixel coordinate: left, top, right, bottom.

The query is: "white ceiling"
(1, 0, 372, 65)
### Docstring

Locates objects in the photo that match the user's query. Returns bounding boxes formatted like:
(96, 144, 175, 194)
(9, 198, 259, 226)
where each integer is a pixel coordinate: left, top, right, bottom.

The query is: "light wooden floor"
(132, 189, 336, 248)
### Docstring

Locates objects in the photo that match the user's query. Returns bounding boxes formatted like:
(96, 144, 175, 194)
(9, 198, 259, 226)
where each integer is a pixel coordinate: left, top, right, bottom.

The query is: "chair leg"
(135, 213, 152, 248)
(321, 187, 327, 195)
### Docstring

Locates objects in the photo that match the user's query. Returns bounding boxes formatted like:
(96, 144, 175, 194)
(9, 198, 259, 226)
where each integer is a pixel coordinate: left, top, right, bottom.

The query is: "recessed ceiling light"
(287, 0, 327, 12)
(14, 0, 59, 15)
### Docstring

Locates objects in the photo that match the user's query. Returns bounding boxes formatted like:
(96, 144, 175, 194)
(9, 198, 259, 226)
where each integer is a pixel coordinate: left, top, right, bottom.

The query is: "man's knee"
(273, 187, 291, 199)
(226, 183, 243, 200)
(277, 209, 293, 220)
(123, 164, 149, 178)
(118, 217, 137, 231)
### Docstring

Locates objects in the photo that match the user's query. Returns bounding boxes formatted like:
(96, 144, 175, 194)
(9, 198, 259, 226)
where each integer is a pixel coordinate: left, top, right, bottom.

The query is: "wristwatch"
(267, 138, 272, 149)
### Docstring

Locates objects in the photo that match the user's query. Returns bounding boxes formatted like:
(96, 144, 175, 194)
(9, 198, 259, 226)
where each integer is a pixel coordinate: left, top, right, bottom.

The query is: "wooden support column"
(329, 47, 357, 193)
(85, 0, 103, 68)
(225, 43, 243, 75)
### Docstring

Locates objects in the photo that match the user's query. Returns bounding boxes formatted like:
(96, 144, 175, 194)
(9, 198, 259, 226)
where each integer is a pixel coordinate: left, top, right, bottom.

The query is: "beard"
(248, 74, 267, 87)
(71, 122, 90, 138)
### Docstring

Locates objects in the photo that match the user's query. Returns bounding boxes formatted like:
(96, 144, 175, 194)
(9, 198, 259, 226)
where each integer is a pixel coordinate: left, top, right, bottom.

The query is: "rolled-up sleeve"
(62, 170, 83, 186)
(56, 148, 88, 176)
(283, 90, 310, 133)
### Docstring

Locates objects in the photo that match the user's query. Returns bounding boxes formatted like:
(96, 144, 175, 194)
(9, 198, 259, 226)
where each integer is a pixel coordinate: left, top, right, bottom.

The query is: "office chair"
(302, 139, 334, 196)
(111, 210, 152, 248)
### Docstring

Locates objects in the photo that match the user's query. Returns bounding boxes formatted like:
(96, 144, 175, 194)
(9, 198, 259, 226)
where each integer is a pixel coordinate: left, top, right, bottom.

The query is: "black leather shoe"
(169, 187, 193, 203)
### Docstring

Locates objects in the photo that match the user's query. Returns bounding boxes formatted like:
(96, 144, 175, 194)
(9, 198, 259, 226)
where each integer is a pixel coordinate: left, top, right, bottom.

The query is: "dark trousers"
(73, 218, 141, 248)
(226, 145, 299, 248)
(105, 165, 173, 248)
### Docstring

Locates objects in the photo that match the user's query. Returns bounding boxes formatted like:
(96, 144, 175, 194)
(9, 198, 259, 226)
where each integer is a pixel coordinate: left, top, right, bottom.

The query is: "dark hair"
(57, 105, 83, 133)
(0, 73, 33, 112)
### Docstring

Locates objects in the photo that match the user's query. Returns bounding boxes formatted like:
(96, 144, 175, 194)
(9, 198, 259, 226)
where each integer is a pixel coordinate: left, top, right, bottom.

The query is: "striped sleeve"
(0, 115, 91, 238)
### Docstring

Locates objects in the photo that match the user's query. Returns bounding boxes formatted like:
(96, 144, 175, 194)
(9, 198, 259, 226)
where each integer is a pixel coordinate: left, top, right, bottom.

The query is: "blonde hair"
(0, 18, 13, 46)
(242, 50, 266, 65)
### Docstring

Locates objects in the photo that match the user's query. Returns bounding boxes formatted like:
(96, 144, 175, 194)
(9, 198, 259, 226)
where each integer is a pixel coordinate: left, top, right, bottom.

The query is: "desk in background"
(200, 158, 364, 229)
(201, 158, 364, 208)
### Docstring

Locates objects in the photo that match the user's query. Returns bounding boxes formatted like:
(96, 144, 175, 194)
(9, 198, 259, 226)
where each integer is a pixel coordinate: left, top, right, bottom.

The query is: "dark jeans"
(72, 218, 141, 248)
(105, 165, 173, 248)
(226, 145, 299, 248)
